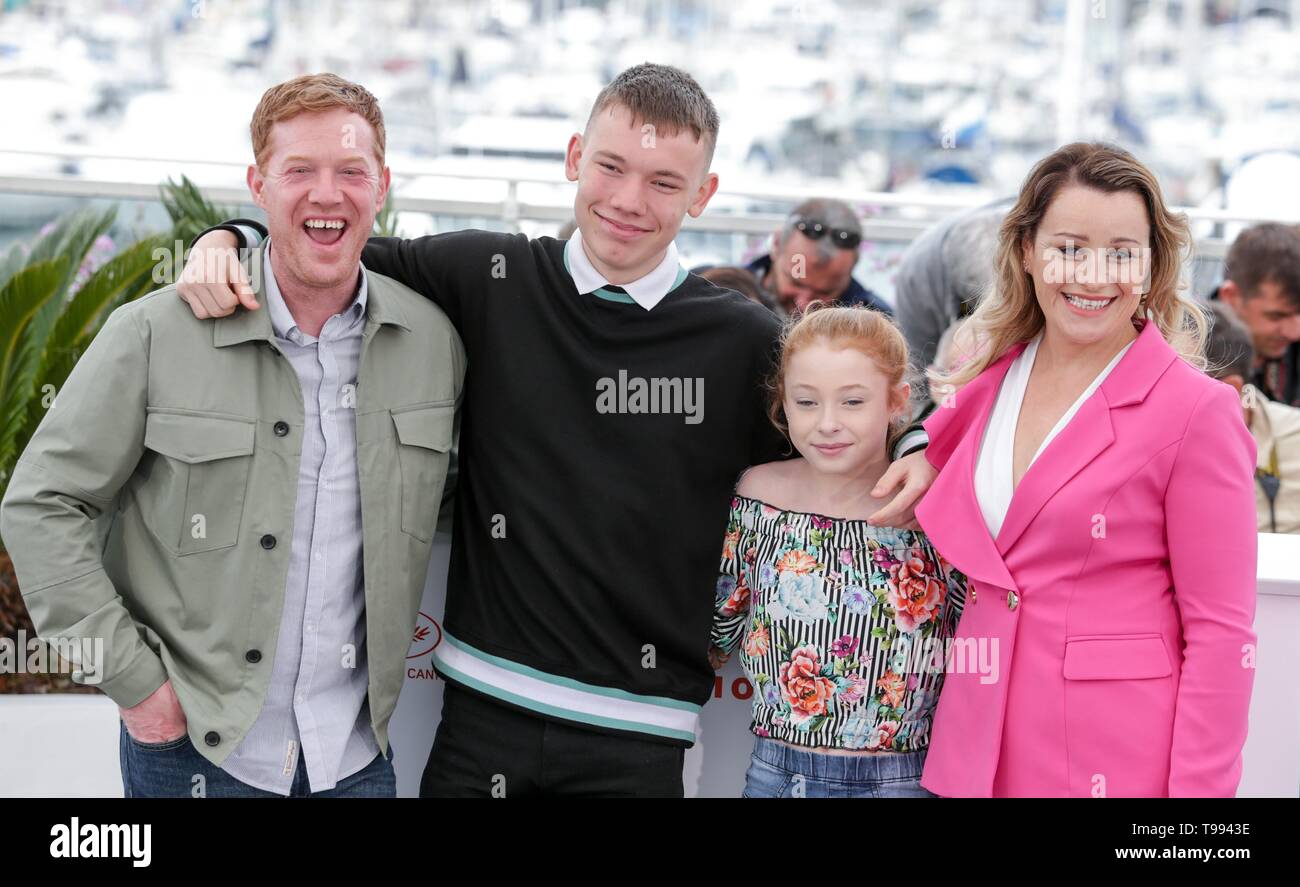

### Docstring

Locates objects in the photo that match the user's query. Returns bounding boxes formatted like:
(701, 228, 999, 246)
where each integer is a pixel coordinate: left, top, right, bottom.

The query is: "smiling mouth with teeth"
(1063, 293, 1113, 311)
(303, 218, 347, 245)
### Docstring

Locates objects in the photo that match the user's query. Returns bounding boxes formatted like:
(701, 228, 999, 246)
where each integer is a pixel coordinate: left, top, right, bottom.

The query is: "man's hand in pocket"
(120, 679, 188, 744)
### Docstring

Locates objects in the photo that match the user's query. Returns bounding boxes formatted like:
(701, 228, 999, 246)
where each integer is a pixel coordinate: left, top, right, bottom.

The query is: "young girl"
(709, 305, 968, 798)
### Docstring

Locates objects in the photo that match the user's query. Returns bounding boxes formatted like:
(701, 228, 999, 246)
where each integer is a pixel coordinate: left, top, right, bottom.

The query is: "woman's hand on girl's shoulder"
(867, 451, 934, 529)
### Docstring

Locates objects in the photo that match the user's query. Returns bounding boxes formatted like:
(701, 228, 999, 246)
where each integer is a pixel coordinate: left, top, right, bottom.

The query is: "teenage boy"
(178, 64, 935, 796)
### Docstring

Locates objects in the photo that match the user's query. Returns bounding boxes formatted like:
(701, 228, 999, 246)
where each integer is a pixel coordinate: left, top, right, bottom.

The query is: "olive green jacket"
(0, 246, 464, 765)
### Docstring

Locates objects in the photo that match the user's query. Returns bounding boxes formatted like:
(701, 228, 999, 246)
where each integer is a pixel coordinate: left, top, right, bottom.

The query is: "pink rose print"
(887, 553, 946, 632)
(778, 645, 837, 725)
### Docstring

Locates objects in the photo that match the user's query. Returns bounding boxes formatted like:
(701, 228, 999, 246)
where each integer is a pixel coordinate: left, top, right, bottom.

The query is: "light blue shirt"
(219, 241, 380, 794)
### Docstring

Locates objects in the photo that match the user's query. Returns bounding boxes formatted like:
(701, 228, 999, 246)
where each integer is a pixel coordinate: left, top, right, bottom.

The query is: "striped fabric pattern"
(711, 495, 968, 752)
(432, 631, 701, 744)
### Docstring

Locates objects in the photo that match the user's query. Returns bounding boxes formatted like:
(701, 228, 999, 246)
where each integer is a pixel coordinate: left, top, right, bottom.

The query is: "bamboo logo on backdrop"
(406, 611, 443, 681)
(595, 370, 704, 425)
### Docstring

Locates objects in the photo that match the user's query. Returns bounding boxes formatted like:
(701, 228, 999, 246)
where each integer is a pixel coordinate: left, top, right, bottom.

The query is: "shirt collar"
(263, 238, 368, 344)
(564, 227, 684, 311)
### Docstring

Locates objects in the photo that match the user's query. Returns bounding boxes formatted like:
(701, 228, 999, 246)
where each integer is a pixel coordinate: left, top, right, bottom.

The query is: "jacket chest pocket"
(391, 402, 455, 543)
(1062, 634, 1173, 680)
(135, 410, 256, 555)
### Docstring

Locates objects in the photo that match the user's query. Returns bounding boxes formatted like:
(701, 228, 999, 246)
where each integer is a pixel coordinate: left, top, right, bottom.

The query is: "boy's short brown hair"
(586, 63, 720, 168)
(250, 73, 386, 170)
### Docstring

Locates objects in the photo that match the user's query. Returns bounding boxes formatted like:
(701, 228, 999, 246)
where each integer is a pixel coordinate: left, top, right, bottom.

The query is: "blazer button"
(970, 588, 977, 604)
(245, 649, 262, 664)
(260, 534, 276, 550)
(1007, 590, 1020, 611)
(273, 421, 289, 437)
(204, 731, 220, 747)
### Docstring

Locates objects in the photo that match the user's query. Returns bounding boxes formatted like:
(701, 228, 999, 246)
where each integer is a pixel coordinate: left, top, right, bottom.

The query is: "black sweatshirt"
(216, 220, 923, 745)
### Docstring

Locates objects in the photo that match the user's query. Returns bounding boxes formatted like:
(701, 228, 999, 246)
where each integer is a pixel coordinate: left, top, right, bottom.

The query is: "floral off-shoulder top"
(711, 495, 968, 752)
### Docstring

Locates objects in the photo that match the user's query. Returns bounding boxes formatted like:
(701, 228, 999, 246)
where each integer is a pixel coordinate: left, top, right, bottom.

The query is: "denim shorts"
(118, 721, 396, 798)
(741, 736, 936, 798)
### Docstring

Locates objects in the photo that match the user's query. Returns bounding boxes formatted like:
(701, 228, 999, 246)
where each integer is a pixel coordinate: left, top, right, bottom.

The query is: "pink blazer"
(915, 319, 1257, 797)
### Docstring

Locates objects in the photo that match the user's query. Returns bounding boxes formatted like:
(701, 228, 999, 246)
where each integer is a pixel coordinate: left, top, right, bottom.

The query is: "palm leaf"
(161, 176, 236, 245)
(23, 207, 117, 351)
(25, 206, 117, 292)
(0, 240, 30, 291)
(0, 260, 66, 476)
(47, 233, 171, 346)
(14, 235, 170, 459)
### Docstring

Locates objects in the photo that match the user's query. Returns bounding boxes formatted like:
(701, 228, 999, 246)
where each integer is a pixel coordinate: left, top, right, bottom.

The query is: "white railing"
(3, 147, 1296, 256)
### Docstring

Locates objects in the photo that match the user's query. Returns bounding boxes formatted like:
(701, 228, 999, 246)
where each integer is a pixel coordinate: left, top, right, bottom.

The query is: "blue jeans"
(118, 721, 396, 798)
(742, 737, 936, 798)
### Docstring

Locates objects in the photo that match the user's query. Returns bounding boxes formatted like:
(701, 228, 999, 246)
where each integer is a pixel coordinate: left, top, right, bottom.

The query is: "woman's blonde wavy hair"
(927, 142, 1208, 394)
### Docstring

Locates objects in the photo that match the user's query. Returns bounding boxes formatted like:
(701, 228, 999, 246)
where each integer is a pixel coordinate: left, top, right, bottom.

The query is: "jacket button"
(245, 649, 262, 663)
(273, 421, 289, 437)
(1007, 590, 1020, 611)
(204, 731, 220, 747)
(260, 534, 276, 550)
(970, 588, 977, 604)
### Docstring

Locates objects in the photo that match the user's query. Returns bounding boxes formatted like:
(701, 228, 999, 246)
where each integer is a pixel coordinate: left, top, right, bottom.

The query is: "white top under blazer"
(974, 330, 1137, 538)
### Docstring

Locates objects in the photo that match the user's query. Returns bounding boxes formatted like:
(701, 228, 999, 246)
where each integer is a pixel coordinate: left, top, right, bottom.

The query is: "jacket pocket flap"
(144, 411, 255, 464)
(1063, 635, 1172, 680)
(391, 404, 454, 452)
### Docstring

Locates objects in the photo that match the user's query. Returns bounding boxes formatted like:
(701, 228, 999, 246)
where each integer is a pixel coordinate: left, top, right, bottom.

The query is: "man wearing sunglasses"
(747, 197, 893, 316)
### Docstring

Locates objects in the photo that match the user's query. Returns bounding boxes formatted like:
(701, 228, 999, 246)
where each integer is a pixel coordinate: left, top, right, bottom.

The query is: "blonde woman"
(916, 142, 1257, 797)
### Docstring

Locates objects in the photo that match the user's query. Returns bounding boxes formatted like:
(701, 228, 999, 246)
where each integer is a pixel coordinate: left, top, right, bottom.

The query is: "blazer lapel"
(918, 344, 1026, 590)
(994, 396, 1114, 554)
(994, 319, 1177, 555)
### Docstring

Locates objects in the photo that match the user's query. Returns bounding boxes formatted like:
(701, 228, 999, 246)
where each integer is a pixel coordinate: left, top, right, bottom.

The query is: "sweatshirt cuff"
(894, 428, 929, 460)
(190, 218, 267, 252)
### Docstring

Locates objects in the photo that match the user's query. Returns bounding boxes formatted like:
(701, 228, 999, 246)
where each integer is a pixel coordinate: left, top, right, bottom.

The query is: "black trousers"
(420, 681, 686, 797)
